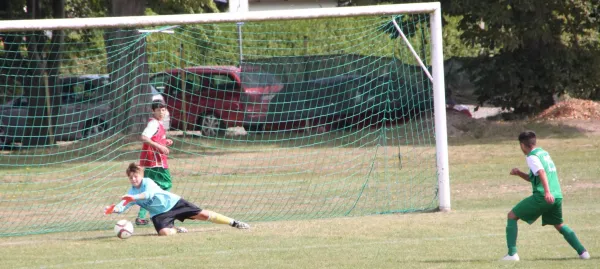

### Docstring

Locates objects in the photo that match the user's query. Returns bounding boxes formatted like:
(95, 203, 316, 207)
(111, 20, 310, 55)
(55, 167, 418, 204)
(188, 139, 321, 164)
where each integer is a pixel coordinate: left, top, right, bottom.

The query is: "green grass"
(1, 122, 600, 268)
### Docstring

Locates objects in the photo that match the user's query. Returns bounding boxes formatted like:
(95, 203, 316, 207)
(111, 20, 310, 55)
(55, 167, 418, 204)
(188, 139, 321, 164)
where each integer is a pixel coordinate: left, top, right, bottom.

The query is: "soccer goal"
(0, 2, 449, 236)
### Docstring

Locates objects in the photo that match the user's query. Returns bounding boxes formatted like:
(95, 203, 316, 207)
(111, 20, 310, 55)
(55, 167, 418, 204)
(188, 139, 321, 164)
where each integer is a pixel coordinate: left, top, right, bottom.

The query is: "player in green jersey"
(501, 131, 590, 261)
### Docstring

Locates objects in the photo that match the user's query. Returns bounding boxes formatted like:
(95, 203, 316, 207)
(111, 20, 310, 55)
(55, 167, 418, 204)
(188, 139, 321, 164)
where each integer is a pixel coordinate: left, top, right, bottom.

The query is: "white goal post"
(0, 2, 450, 212)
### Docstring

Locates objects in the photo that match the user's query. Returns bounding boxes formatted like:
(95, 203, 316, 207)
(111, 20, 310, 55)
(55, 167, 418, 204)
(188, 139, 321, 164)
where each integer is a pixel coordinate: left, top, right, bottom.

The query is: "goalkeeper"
(105, 163, 250, 236)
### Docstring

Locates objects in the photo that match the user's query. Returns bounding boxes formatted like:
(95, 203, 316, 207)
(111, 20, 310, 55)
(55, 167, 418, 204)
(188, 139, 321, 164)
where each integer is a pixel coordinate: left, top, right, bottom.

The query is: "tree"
(148, 0, 218, 14)
(103, 0, 150, 135)
(0, 0, 220, 142)
(103, 0, 217, 135)
(440, 0, 600, 114)
(0, 0, 65, 146)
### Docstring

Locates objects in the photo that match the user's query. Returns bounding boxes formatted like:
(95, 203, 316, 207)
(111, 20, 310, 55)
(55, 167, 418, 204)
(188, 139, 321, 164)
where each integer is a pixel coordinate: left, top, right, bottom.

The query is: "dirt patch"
(536, 98, 600, 121)
(443, 101, 600, 140)
(453, 182, 600, 200)
(530, 98, 600, 135)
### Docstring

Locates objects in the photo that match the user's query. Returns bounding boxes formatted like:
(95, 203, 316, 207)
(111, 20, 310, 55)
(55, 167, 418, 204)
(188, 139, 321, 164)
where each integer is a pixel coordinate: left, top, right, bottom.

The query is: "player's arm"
(510, 168, 530, 181)
(538, 169, 551, 193)
(112, 196, 135, 214)
(141, 135, 169, 155)
(122, 179, 159, 203)
(123, 192, 147, 201)
(537, 169, 555, 204)
(526, 155, 555, 204)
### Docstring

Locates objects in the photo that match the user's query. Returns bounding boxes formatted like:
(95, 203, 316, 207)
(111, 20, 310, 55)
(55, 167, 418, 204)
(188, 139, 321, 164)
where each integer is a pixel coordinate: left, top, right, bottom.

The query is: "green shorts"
(144, 167, 172, 191)
(512, 195, 563, 226)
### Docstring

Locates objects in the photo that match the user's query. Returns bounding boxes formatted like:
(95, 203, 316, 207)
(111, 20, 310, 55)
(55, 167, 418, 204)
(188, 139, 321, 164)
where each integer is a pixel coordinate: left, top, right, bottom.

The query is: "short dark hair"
(518, 131, 537, 148)
(126, 162, 143, 176)
(151, 101, 166, 110)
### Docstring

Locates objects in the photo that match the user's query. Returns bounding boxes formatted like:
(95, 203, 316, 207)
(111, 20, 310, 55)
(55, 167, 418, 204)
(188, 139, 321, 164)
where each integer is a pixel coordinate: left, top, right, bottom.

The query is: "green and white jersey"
(526, 148, 562, 198)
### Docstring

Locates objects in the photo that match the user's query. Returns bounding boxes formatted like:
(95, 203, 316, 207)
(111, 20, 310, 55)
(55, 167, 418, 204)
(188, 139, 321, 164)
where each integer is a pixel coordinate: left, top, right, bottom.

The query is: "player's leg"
(543, 199, 589, 259)
(167, 198, 250, 229)
(502, 195, 544, 261)
(556, 224, 589, 259)
(136, 208, 150, 225)
(157, 227, 178, 235)
(152, 212, 186, 236)
(177, 198, 250, 229)
(189, 209, 250, 229)
(157, 226, 187, 235)
(503, 210, 520, 260)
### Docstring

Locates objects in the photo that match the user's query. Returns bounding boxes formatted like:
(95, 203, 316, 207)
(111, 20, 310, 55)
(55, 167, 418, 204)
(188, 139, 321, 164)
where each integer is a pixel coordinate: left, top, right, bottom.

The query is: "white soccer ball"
(114, 219, 134, 239)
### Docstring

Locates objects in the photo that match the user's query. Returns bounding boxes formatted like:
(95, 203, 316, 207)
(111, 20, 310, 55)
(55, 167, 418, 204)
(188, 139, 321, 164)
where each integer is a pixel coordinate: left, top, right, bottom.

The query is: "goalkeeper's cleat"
(500, 254, 520, 261)
(135, 218, 149, 226)
(232, 220, 250, 229)
(579, 251, 590, 260)
(175, 226, 188, 233)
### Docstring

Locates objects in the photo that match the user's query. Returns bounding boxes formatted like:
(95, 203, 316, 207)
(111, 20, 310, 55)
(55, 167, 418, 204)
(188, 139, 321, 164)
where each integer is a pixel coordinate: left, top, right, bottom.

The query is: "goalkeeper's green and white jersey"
(526, 148, 562, 199)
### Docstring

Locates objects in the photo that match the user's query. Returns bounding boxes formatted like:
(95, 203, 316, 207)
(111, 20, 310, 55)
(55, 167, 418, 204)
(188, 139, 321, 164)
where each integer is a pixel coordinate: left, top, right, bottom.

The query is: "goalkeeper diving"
(105, 163, 250, 235)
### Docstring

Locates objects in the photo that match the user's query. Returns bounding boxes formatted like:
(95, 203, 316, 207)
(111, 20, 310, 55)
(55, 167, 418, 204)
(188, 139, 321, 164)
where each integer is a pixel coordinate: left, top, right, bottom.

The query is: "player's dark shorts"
(512, 195, 563, 226)
(151, 199, 202, 233)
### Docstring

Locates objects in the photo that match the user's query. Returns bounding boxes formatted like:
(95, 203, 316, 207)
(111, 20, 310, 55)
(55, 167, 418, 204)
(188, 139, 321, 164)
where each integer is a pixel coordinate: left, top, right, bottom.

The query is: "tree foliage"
(1, 0, 599, 121)
(0, 0, 220, 138)
(103, 0, 217, 134)
(148, 0, 218, 14)
(440, 0, 600, 114)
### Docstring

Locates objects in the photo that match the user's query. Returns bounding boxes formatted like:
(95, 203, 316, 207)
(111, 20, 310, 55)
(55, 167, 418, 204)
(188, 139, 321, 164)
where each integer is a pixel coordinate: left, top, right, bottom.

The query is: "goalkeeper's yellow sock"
(207, 212, 234, 225)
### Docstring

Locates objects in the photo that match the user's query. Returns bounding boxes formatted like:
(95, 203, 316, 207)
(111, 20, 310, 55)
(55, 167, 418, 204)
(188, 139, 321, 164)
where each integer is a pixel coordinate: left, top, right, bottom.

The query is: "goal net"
(0, 3, 449, 236)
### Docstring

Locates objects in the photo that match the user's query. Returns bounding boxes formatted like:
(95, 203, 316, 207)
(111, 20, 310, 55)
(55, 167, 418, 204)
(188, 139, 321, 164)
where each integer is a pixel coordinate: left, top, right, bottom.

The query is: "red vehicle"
(150, 66, 283, 136)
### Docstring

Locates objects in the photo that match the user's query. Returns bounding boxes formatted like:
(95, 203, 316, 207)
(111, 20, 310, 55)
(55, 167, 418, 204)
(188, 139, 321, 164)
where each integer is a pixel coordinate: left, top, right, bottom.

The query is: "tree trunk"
(22, 32, 50, 146)
(46, 0, 65, 140)
(22, 0, 63, 146)
(104, 0, 150, 135)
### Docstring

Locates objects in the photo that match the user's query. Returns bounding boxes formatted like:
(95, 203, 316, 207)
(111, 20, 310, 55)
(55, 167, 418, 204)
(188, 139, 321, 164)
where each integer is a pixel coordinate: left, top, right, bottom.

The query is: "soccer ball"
(114, 219, 134, 239)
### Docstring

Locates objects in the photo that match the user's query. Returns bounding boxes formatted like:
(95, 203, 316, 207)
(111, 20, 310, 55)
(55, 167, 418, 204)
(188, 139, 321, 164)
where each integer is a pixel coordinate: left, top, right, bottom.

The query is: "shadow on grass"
(421, 256, 584, 263)
(420, 259, 493, 263)
(529, 257, 586, 261)
(71, 227, 221, 241)
(447, 120, 586, 146)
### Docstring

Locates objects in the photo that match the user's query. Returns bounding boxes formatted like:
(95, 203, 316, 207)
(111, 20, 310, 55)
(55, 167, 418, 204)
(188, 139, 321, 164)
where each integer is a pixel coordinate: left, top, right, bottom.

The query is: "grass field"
(1, 121, 599, 268)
